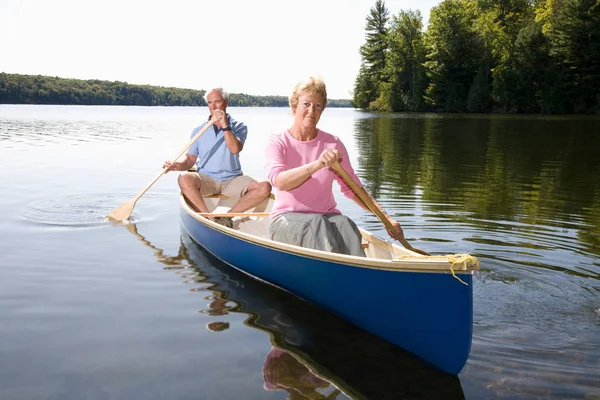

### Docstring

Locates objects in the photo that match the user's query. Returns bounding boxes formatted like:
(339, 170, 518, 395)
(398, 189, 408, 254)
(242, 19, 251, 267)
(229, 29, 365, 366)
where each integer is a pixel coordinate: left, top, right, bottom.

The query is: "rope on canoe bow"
(449, 266, 468, 286)
(394, 253, 478, 286)
(447, 254, 480, 286)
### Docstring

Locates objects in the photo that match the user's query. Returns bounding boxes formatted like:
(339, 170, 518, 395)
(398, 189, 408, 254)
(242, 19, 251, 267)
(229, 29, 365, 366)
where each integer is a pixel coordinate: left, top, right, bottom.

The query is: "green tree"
(353, 64, 377, 109)
(0, 73, 352, 107)
(467, 67, 492, 112)
(382, 10, 427, 111)
(472, 6, 511, 111)
(353, 0, 390, 110)
(512, 21, 553, 113)
(551, 0, 600, 113)
(424, 0, 483, 112)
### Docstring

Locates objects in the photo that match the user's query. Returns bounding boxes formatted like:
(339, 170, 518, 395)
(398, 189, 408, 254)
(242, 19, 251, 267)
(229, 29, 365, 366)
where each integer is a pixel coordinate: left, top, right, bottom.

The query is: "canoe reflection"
(126, 223, 466, 399)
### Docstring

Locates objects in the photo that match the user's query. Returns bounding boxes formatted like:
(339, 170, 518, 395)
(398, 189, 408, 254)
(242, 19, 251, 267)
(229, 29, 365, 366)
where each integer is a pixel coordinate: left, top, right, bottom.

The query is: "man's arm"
(163, 153, 198, 172)
(224, 130, 243, 154)
(211, 111, 245, 154)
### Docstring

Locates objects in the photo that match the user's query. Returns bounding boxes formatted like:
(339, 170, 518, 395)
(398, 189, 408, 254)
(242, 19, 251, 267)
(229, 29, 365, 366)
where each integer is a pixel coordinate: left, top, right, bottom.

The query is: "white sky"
(0, 0, 440, 99)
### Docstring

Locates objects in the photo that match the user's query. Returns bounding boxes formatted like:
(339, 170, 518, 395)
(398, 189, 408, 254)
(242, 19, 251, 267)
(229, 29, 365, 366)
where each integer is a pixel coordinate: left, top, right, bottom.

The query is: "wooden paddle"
(107, 121, 214, 222)
(331, 161, 430, 256)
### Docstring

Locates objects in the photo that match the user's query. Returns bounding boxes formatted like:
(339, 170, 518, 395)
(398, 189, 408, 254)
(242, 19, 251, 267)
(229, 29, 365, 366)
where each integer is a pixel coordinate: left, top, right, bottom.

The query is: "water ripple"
(0, 119, 161, 145)
(22, 193, 171, 228)
(465, 328, 600, 399)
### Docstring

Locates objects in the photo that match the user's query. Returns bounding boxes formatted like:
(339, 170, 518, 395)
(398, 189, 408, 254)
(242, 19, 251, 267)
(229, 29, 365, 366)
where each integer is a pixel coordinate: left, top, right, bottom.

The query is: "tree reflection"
(353, 114, 600, 257)
(124, 223, 234, 330)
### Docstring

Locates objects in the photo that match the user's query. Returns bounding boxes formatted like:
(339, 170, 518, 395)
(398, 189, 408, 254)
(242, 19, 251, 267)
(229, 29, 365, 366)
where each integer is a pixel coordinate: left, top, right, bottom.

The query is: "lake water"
(1, 105, 599, 399)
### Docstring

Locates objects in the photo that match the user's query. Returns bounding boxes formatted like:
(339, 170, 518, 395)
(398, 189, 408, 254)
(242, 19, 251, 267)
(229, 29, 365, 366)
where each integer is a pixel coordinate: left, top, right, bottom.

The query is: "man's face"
(207, 90, 228, 116)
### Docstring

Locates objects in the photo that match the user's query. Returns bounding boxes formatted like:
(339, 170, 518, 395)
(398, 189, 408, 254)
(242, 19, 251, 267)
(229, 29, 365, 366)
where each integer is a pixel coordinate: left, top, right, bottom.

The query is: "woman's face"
(294, 92, 325, 129)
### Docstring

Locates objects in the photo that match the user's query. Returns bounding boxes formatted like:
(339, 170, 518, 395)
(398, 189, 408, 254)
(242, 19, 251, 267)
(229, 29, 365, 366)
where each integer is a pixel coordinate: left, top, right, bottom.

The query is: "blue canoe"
(180, 194, 480, 375)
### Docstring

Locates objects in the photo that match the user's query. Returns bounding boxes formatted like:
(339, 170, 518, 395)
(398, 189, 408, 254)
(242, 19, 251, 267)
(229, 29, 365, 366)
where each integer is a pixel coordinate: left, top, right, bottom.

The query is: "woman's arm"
(273, 149, 341, 191)
(349, 187, 404, 241)
(273, 159, 321, 191)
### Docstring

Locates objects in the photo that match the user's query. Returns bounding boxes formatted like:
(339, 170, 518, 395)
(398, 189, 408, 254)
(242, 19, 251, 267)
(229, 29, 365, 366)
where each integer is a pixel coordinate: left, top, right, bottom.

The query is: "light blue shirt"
(188, 115, 247, 181)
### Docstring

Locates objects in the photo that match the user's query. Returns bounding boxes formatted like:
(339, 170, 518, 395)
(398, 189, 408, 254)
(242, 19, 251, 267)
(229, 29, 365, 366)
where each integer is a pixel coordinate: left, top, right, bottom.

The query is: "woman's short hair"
(204, 87, 230, 103)
(289, 76, 327, 113)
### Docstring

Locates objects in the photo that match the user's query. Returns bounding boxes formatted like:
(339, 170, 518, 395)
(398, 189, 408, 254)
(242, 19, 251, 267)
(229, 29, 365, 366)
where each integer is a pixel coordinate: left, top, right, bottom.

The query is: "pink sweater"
(265, 129, 362, 219)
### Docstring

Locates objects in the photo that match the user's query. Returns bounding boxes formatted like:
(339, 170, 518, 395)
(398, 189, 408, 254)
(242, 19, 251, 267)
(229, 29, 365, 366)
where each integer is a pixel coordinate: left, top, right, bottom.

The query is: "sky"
(1, 0, 441, 99)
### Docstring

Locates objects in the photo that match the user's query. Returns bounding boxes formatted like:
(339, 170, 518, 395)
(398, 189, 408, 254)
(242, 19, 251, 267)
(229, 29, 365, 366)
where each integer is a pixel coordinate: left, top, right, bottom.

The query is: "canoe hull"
(181, 208, 473, 375)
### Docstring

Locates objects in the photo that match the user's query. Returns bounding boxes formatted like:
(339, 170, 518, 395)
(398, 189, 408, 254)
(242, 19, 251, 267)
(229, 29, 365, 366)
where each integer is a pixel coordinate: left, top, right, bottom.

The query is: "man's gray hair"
(203, 87, 230, 102)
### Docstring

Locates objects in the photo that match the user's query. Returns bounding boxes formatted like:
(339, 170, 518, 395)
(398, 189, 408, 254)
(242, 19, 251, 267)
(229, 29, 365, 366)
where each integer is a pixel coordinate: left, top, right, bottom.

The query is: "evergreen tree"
(353, 0, 390, 110)
(424, 0, 483, 112)
(384, 10, 427, 111)
(467, 67, 492, 112)
(350, 0, 597, 114)
(551, 0, 600, 113)
(353, 64, 378, 109)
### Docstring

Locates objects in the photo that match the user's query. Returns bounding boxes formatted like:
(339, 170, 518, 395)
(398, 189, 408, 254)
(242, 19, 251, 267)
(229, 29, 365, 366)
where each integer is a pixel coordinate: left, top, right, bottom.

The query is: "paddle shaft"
(331, 161, 429, 256)
(107, 121, 215, 221)
(133, 121, 215, 201)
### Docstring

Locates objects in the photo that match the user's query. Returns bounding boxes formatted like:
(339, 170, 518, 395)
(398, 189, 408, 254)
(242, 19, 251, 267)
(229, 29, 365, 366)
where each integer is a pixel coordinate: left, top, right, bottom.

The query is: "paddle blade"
(106, 198, 137, 222)
(400, 238, 430, 256)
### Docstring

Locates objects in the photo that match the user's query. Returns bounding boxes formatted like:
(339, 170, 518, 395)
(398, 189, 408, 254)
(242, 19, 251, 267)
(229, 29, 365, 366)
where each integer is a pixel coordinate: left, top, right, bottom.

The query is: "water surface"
(1, 105, 599, 399)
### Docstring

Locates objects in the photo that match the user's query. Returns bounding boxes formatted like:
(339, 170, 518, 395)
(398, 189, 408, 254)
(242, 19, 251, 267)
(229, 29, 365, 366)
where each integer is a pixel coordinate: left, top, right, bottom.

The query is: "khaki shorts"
(191, 172, 254, 199)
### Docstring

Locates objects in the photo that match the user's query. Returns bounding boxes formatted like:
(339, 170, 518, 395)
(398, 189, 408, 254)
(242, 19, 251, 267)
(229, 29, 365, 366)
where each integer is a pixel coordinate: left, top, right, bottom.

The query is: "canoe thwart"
(196, 212, 270, 218)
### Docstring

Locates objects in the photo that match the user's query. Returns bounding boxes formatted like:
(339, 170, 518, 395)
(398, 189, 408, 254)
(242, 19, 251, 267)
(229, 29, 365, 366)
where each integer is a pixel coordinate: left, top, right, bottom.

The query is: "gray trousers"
(269, 212, 365, 257)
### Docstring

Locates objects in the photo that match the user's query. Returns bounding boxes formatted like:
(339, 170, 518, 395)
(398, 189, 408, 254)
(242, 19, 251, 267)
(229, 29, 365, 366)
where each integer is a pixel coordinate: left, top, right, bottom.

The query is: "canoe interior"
(190, 194, 480, 274)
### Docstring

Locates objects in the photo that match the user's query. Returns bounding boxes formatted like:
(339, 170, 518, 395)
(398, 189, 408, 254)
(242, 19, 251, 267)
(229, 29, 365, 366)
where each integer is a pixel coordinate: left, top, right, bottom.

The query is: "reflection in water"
(206, 321, 230, 332)
(353, 113, 600, 398)
(125, 224, 234, 330)
(263, 346, 340, 400)
(354, 114, 600, 276)
(125, 223, 465, 399)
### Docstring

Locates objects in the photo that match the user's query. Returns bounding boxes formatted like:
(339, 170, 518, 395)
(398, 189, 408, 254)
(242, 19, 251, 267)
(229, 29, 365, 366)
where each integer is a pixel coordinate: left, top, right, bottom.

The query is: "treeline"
(0, 73, 352, 108)
(354, 0, 600, 114)
(0, 73, 206, 106)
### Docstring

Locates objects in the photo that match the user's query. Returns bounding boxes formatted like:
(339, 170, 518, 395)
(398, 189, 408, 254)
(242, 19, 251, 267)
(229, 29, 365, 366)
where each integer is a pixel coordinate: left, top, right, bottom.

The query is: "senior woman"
(265, 76, 404, 256)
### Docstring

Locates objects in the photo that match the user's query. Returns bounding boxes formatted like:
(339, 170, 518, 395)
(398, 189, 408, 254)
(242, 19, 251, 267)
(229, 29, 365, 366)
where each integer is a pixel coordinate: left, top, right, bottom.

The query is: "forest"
(0, 73, 352, 108)
(353, 0, 600, 114)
